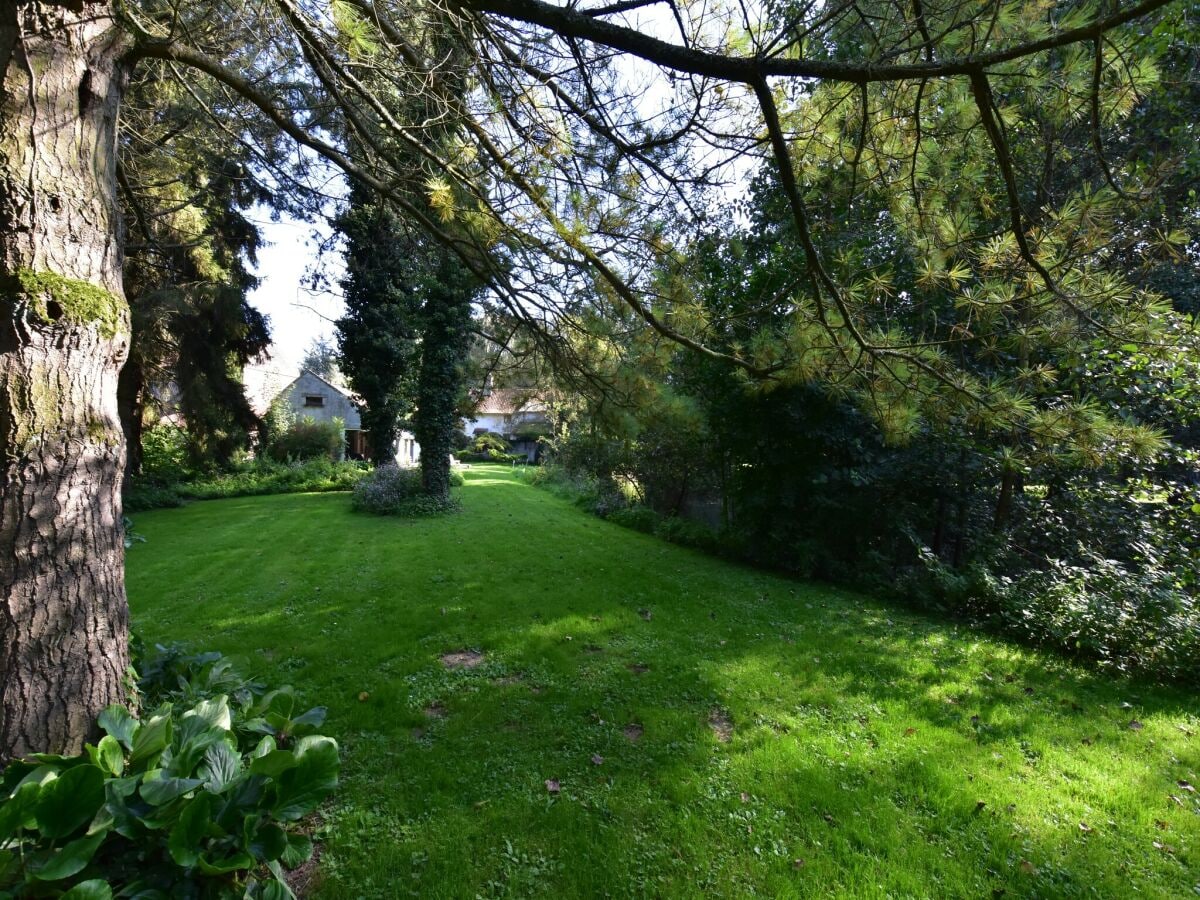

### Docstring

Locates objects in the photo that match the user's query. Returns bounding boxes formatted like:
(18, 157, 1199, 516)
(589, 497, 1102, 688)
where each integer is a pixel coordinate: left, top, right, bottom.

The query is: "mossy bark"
(0, 2, 132, 760)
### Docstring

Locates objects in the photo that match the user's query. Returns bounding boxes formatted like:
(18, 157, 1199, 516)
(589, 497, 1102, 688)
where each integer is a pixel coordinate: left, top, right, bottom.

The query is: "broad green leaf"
(250, 735, 277, 759)
(60, 880, 113, 900)
(184, 696, 232, 732)
(249, 819, 288, 861)
(289, 707, 327, 732)
(258, 875, 297, 900)
(196, 849, 254, 875)
(0, 780, 41, 839)
(168, 792, 216, 867)
(271, 736, 338, 821)
(89, 735, 125, 777)
(32, 831, 105, 881)
(130, 712, 172, 770)
(249, 749, 297, 780)
(200, 740, 242, 792)
(34, 765, 104, 839)
(98, 706, 137, 750)
(281, 832, 313, 868)
(139, 772, 203, 806)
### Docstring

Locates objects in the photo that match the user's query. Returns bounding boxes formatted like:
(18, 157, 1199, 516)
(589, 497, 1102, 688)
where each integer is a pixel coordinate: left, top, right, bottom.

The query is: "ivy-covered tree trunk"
(413, 252, 475, 501)
(0, 2, 131, 760)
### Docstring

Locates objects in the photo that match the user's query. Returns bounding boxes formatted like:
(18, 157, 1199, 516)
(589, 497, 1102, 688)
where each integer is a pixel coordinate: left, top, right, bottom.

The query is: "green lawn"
(125, 465, 1198, 898)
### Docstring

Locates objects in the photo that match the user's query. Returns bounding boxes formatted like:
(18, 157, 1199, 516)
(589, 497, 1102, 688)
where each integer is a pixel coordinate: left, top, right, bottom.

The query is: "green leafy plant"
(125, 458, 370, 512)
(0, 647, 338, 898)
(265, 416, 345, 463)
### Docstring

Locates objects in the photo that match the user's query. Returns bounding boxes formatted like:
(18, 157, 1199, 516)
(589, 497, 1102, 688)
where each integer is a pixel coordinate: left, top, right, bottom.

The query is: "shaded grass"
(126, 465, 1199, 898)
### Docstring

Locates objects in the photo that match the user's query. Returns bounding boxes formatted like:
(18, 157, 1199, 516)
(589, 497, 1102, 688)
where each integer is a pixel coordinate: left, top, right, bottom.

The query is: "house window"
(303, 395, 325, 408)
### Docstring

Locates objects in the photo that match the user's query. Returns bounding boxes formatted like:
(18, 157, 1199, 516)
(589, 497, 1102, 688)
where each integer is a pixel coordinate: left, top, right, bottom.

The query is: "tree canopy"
(0, 0, 1196, 757)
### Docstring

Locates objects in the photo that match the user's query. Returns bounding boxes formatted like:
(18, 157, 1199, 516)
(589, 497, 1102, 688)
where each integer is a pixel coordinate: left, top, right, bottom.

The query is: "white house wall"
(283, 372, 362, 430)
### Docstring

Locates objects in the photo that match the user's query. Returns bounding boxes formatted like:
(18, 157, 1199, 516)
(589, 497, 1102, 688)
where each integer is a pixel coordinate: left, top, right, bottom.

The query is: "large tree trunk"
(0, 2, 131, 760)
(117, 353, 145, 478)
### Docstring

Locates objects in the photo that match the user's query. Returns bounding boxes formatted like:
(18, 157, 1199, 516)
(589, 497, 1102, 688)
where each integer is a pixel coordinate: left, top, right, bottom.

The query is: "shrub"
(471, 432, 509, 453)
(265, 416, 344, 462)
(607, 505, 661, 534)
(123, 480, 185, 513)
(141, 423, 192, 481)
(125, 459, 370, 512)
(0, 645, 337, 898)
(651, 515, 719, 553)
(352, 465, 461, 516)
(455, 450, 524, 464)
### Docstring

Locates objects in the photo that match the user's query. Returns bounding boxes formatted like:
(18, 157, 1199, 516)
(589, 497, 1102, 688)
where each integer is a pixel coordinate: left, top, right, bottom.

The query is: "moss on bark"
(1, 269, 126, 338)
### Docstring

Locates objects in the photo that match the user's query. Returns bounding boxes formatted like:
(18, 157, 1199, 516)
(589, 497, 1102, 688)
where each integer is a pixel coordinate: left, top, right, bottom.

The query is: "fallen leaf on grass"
(1079, 822, 1093, 834)
(357, 691, 370, 702)
(545, 779, 561, 794)
(904, 727, 917, 737)
(1019, 860, 1037, 875)
(1128, 720, 1144, 731)
(1156, 820, 1170, 830)
(1153, 841, 1176, 854)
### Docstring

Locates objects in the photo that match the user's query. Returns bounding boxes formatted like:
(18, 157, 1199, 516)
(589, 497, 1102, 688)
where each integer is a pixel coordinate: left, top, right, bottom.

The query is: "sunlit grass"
(126, 465, 1199, 898)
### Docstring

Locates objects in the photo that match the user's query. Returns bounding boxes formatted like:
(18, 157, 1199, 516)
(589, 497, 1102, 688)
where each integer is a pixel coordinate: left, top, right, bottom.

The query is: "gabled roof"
(292, 368, 356, 399)
(475, 387, 548, 416)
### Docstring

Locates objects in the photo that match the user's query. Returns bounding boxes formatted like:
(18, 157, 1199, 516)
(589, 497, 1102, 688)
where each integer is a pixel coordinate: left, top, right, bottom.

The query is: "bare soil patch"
(442, 649, 485, 669)
(624, 723, 644, 742)
(709, 709, 733, 743)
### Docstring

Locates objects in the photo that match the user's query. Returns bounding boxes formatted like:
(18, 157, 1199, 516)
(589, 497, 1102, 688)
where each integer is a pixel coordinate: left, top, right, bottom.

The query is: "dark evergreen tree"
(413, 246, 480, 501)
(336, 187, 421, 465)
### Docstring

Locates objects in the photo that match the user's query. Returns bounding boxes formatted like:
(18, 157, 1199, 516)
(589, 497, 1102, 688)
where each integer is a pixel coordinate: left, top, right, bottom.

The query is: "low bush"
(351, 465, 462, 516)
(966, 555, 1200, 684)
(455, 450, 524, 464)
(471, 432, 510, 454)
(125, 459, 370, 512)
(140, 423, 193, 482)
(606, 505, 660, 533)
(0, 644, 337, 898)
(525, 466, 721, 552)
(264, 417, 344, 463)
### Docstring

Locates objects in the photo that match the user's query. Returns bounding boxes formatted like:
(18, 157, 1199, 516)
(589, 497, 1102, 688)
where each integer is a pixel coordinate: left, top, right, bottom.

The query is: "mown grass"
(125, 465, 1199, 898)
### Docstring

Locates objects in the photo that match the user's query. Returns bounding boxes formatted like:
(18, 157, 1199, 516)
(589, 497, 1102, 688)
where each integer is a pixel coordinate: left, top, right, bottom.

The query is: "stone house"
(275, 370, 420, 464)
